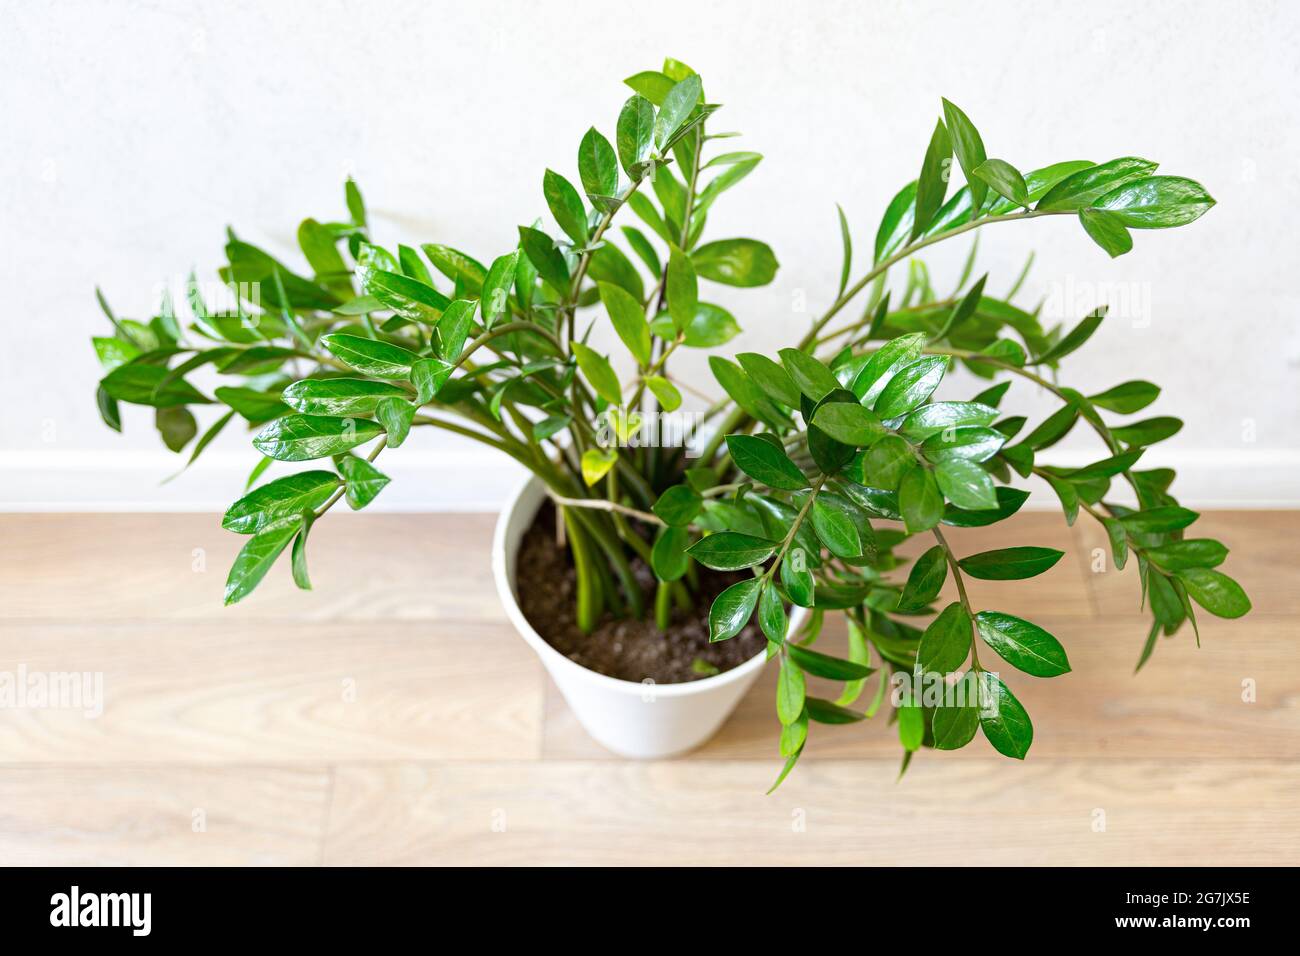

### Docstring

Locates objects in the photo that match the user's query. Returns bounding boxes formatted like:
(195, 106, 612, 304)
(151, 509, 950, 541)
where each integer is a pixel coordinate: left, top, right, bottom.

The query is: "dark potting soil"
(515, 501, 768, 684)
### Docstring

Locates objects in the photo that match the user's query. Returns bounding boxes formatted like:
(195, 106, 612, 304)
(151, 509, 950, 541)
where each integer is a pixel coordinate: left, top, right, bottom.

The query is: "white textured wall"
(2, 0, 1297, 509)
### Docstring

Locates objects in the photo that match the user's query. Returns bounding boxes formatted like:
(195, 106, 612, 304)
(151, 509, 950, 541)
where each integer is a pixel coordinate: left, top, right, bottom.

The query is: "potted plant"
(92, 59, 1250, 783)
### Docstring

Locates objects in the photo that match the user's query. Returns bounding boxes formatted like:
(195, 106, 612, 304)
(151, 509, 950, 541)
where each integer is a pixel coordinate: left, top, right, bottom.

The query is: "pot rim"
(491, 473, 782, 699)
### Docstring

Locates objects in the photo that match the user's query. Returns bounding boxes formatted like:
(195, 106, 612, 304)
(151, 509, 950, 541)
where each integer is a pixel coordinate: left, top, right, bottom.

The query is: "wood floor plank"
(0, 621, 542, 763)
(0, 766, 328, 865)
(322, 759, 1300, 866)
(1074, 510, 1300, 617)
(544, 613, 1298, 760)
(0, 513, 503, 623)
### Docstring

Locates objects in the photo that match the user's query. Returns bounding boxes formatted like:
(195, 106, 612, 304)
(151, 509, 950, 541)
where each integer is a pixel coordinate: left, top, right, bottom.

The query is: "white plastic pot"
(492, 475, 805, 758)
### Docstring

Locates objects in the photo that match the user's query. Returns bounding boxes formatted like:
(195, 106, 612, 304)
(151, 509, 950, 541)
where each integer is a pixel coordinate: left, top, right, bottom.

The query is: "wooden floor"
(0, 510, 1296, 866)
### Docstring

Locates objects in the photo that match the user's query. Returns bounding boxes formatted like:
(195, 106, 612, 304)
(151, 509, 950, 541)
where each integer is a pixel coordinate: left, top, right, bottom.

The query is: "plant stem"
(931, 524, 981, 671)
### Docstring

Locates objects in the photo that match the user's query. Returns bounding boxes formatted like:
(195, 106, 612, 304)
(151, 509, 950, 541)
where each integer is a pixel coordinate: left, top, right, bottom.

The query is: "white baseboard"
(2, 447, 1297, 512)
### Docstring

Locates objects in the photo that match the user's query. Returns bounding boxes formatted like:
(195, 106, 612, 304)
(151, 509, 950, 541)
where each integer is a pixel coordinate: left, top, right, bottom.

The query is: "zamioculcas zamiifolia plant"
(93, 59, 1249, 785)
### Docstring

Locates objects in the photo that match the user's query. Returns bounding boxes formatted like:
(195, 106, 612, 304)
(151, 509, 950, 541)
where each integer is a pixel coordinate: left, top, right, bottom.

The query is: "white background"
(2, 0, 1297, 510)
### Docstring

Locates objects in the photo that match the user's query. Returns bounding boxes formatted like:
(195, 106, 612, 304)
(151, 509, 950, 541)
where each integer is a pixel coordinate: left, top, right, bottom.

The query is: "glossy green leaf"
(338, 455, 389, 510)
(1036, 157, 1158, 211)
(978, 673, 1033, 759)
(322, 334, 420, 379)
(973, 158, 1028, 209)
(932, 701, 979, 750)
(596, 282, 651, 367)
(975, 611, 1071, 677)
(480, 251, 519, 328)
(571, 342, 622, 405)
(863, 435, 913, 491)
(811, 402, 886, 447)
(688, 532, 778, 571)
(899, 466, 944, 533)
(420, 244, 487, 294)
(780, 549, 815, 608)
(758, 580, 788, 644)
(654, 74, 702, 150)
(652, 484, 703, 527)
(282, 378, 409, 416)
(726, 434, 808, 491)
(1092, 176, 1215, 228)
(1032, 307, 1106, 365)
(737, 352, 800, 408)
(806, 697, 866, 724)
(899, 401, 999, 441)
(517, 226, 569, 293)
(941, 98, 987, 213)
(214, 386, 289, 423)
(710, 576, 763, 643)
(1079, 208, 1133, 257)
(101, 364, 211, 408)
(691, 239, 778, 287)
(651, 525, 691, 582)
(940, 486, 1030, 527)
(788, 643, 873, 681)
(916, 602, 972, 674)
(1145, 539, 1228, 571)
(922, 425, 1006, 463)
(155, 406, 197, 451)
(375, 397, 414, 447)
(580, 447, 617, 486)
(874, 356, 948, 418)
(1176, 568, 1251, 618)
(778, 348, 840, 402)
(1111, 417, 1183, 446)
(1089, 380, 1160, 414)
(616, 95, 656, 178)
(645, 376, 681, 411)
(578, 126, 618, 203)
(776, 654, 806, 723)
(897, 545, 948, 612)
(543, 169, 589, 246)
(959, 547, 1063, 580)
(665, 245, 698, 332)
(252, 415, 383, 462)
(222, 471, 340, 533)
(875, 180, 916, 263)
(934, 458, 998, 510)
(364, 269, 449, 324)
(223, 517, 301, 606)
(810, 498, 861, 558)
(911, 119, 952, 239)
(851, 333, 926, 406)
(1120, 506, 1200, 534)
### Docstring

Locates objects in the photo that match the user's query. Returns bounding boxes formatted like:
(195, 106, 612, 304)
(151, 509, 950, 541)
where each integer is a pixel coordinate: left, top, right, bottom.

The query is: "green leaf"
(651, 526, 691, 582)
(874, 356, 948, 419)
(654, 74, 702, 150)
(789, 643, 873, 681)
(571, 342, 622, 405)
(1079, 208, 1133, 258)
(624, 70, 673, 104)
(835, 203, 852, 298)
(897, 545, 948, 612)
(338, 455, 390, 510)
(988, 160, 1094, 214)
(922, 425, 1006, 463)
(1036, 157, 1159, 211)
(1145, 539, 1228, 572)
(578, 126, 619, 203)
(1111, 417, 1183, 446)
(691, 239, 778, 287)
(959, 547, 1064, 580)
(1176, 568, 1251, 619)
(917, 602, 971, 674)
(223, 517, 301, 605)
(322, 333, 420, 379)
(934, 459, 998, 510)
(92, 335, 141, 371)
(364, 269, 449, 324)
(645, 376, 681, 411)
(543, 169, 589, 246)
(420, 244, 487, 294)
(517, 226, 569, 293)
(811, 403, 886, 447)
(1089, 380, 1160, 414)
(616, 95, 656, 179)
(1032, 307, 1106, 365)
(214, 387, 289, 424)
(941, 486, 1030, 527)
(758, 580, 787, 644)
(281, 378, 409, 417)
(978, 673, 1033, 759)
(687, 532, 778, 571)
(1120, 506, 1199, 534)
(973, 158, 1028, 209)
(726, 434, 808, 491)
(1092, 175, 1215, 229)
(222, 470, 340, 533)
(710, 577, 763, 643)
(737, 353, 800, 408)
(375, 397, 415, 447)
(776, 654, 806, 723)
(345, 176, 366, 226)
(778, 348, 840, 403)
(480, 251, 519, 328)
(941, 98, 988, 213)
(1023, 405, 1079, 450)
(252, 415, 383, 462)
(806, 697, 867, 724)
(875, 180, 917, 262)
(899, 401, 999, 441)
(1043, 472, 1080, 525)
(898, 702, 925, 751)
(1103, 517, 1129, 571)
(863, 435, 913, 491)
(652, 484, 703, 527)
(975, 611, 1071, 677)
(598, 282, 651, 367)
(852, 333, 927, 406)
(899, 466, 944, 533)
(911, 119, 952, 239)
(580, 448, 617, 486)
(155, 406, 197, 452)
(810, 498, 861, 559)
(101, 364, 211, 408)
(932, 700, 979, 750)
(290, 517, 313, 591)
(780, 549, 816, 607)
(665, 245, 698, 332)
